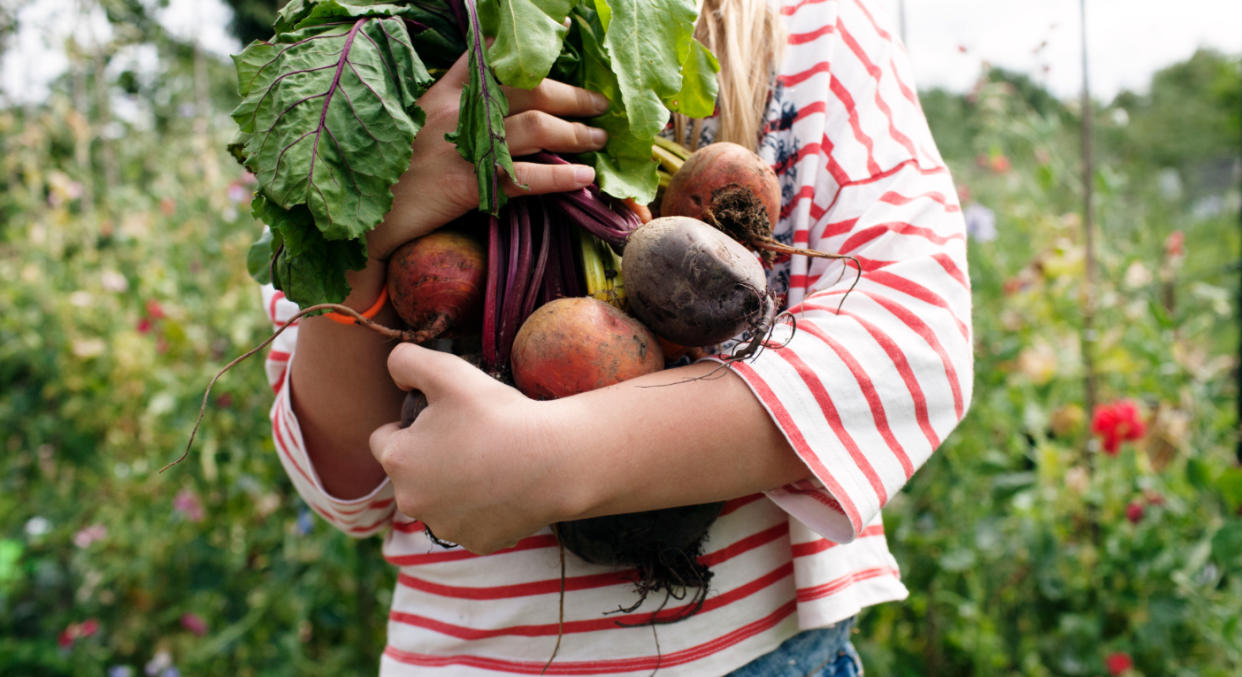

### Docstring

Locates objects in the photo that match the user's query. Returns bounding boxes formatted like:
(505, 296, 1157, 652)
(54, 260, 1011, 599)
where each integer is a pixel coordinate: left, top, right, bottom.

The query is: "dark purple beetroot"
(622, 216, 769, 347)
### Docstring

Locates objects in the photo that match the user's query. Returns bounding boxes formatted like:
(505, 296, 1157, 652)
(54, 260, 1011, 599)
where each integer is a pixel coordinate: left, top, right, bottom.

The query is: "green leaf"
(251, 194, 367, 306)
(597, 0, 697, 139)
(571, 6, 658, 202)
(230, 16, 432, 242)
(1211, 521, 1242, 568)
(567, 0, 710, 203)
(275, 0, 425, 32)
(447, 1, 516, 215)
(274, 0, 315, 32)
(483, 0, 572, 89)
(1186, 455, 1217, 490)
(669, 38, 719, 118)
(246, 227, 276, 285)
(1217, 466, 1242, 510)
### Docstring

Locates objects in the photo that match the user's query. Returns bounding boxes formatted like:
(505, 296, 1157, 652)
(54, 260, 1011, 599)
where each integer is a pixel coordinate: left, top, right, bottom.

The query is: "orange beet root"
(659, 141, 780, 227)
(509, 296, 663, 400)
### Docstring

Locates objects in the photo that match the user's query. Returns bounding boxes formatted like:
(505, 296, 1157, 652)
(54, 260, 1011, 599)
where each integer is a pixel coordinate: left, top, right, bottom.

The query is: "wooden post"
(1078, 0, 1098, 444)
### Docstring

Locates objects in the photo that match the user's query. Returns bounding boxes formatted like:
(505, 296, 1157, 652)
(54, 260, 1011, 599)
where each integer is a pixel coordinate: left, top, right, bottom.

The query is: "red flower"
(989, 155, 1012, 173)
(136, 318, 152, 334)
(1163, 230, 1185, 258)
(181, 612, 208, 636)
(1125, 501, 1145, 524)
(58, 618, 100, 648)
(1106, 651, 1133, 675)
(1091, 400, 1147, 455)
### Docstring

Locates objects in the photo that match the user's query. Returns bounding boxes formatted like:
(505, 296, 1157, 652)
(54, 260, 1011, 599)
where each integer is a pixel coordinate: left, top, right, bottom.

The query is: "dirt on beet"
(700, 185, 779, 265)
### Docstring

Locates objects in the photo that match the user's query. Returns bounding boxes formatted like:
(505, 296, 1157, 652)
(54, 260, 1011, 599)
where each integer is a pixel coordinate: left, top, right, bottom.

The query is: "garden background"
(1, 1, 1239, 675)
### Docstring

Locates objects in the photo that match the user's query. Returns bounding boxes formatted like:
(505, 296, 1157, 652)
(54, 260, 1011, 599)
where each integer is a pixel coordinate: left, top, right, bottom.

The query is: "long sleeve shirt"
(261, 1, 972, 673)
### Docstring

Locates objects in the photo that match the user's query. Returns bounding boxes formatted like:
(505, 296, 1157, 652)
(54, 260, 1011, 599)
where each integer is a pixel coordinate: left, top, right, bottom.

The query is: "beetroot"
(386, 229, 487, 339)
(660, 141, 781, 262)
(509, 296, 663, 400)
(508, 295, 721, 621)
(659, 141, 861, 308)
(622, 216, 773, 348)
(661, 141, 780, 225)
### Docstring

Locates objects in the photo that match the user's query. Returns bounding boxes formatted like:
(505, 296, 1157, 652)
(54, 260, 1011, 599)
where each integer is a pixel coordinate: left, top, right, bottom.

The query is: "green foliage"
(855, 64, 1242, 676)
(1109, 49, 1242, 201)
(0, 86, 392, 677)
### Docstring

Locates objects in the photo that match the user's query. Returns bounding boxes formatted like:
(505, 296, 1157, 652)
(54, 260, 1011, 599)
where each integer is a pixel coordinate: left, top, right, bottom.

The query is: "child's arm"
(370, 344, 812, 554)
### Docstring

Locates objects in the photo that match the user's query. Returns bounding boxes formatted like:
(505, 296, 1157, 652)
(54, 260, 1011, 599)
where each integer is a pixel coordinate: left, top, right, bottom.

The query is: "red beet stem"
(497, 200, 533, 366)
(482, 214, 503, 371)
(523, 198, 552, 319)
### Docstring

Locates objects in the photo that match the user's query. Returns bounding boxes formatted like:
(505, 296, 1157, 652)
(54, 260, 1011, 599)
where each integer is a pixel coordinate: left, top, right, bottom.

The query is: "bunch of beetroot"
(186, 137, 848, 623)
(382, 141, 831, 621)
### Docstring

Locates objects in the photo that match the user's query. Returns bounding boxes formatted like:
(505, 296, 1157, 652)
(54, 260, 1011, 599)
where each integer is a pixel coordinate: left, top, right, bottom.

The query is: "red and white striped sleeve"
(260, 284, 396, 537)
(737, 0, 973, 542)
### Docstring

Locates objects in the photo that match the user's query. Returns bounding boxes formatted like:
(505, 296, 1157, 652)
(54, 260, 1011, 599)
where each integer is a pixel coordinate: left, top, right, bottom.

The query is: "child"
(262, 0, 972, 673)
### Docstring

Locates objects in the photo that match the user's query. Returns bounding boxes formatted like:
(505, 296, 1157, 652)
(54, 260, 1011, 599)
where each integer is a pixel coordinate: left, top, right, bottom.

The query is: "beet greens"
(232, 0, 718, 309)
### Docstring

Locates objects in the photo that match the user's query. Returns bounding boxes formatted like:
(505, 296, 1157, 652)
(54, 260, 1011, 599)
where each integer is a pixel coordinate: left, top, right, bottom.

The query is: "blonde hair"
(675, 0, 785, 150)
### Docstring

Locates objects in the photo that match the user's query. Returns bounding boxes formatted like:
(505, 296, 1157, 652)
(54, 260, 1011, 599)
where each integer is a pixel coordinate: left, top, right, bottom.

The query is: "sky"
(1, 0, 1240, 105)
(887, 0, 1242, 100)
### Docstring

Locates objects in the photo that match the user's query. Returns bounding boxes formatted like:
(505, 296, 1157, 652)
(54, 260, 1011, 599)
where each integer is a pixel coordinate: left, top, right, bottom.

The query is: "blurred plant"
(856, 54, 1242, 677)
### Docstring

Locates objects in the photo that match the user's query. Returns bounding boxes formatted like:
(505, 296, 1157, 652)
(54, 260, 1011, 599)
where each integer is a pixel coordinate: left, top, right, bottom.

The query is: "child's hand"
(365, 51, 611, 261)
(369, 343, 577, 554)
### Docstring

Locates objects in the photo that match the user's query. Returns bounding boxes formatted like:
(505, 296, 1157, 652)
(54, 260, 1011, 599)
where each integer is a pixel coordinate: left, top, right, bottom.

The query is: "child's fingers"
(504, 110, 608, 156)
(505, 78, 609, 119)
(503, 161, 595, 197)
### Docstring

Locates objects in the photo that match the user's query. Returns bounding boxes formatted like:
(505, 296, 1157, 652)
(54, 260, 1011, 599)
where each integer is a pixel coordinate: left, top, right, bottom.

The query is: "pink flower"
(73, 524, 107, 548)
(58, 618, 100, 647)
(137, 318, 152, 334)
(180, 612, 208, 636)
(989, 155, 1012, 173)
(1091, 400, 1147, 455)
(145, 300, 166, 320)
(227, 181, 252, 205)
(1106, 651, 1133, 676)
(174, 488, 205, 522)
(1125, 501, 1145, 524)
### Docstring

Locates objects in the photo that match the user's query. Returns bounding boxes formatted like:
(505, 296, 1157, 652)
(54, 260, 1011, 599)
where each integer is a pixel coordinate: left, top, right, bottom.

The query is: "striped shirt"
(261, 0, 972, 673)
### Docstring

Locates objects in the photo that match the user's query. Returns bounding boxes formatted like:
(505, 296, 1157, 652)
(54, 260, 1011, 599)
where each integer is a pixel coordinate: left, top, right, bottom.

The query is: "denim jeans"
(724, 617, 862, 677)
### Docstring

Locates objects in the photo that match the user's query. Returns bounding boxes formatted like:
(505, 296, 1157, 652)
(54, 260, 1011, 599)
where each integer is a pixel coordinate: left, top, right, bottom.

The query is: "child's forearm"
(289, 261, 403, 499)
(368, 344, 813, 553)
